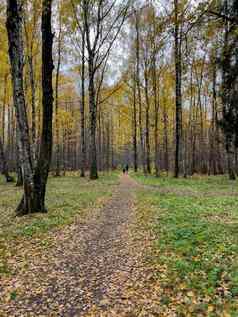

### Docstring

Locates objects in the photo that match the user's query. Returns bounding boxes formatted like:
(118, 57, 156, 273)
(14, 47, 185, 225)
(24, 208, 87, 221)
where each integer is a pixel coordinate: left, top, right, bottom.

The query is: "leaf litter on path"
(0, 175, 158, 317)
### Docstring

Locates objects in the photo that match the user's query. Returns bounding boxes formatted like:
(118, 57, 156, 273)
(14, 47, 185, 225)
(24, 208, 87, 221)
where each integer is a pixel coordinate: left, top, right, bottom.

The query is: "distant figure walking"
(125, 164, 129, 174)
(123, 167, 126, 174)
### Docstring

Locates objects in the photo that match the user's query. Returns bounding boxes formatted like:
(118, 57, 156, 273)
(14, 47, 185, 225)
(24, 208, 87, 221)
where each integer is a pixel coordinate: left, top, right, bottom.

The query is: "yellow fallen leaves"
(207, 305, 214, 313)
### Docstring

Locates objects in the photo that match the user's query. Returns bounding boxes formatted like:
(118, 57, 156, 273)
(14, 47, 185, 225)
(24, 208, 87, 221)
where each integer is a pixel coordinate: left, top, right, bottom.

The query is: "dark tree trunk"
(55, 10, 62, 177)
(80, 28, 86, 177)
(88, 58, 98, 180)
(153, 62, 160, 177)
(226, 141, 236, 180)
(28, 55, 37, 164)
(7, 0, 36, 214)
(135, 12, 146, 174)
(2, 74, 8, 148)
(32, 0, 54, 210)
(15, 125, 23, 186)
(106, 120, 110, 172)
(174, 0, 182, 178)
(209, 59, 218, 175)
(98, 106, 103, 171)
(220, 0, 237, 180)
(132, 69, 138, 173)
(144, 69, 151, 174)
(7, 0, 54, 215)
(0, 136, 14, 182)
(163, 105, 169, 175)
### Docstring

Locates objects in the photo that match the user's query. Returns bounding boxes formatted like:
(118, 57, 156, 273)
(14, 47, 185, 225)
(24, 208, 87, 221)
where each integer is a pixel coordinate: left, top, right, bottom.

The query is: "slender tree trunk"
(210, 60, 218, 175)
(55, 11, 62, 177)
(0, 136, 13, 182)
(153, 65, 160, 177)
(226, 141, 236, 180)
(174, 0, 182, 178)
(28, 55, 37, 164)
(98, 105, 103, 171)
(7, 106, 11, 166)
(88, 57, 98, 180)
(106, 120, 110, 172)
(144, 69, 151, 174)
(2, 74, 8, 148)
(135, 12, 145, 173)
(163, 105, 169, 175)
(80, 28, 86, 177)
(132, 69, 138, 172)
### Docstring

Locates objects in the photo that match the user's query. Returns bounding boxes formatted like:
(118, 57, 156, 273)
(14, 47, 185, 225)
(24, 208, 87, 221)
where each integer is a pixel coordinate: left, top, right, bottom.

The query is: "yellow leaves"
(187, 290, 194, 298)
(179, 282, 186, 290)
(207, 304, 214, 313)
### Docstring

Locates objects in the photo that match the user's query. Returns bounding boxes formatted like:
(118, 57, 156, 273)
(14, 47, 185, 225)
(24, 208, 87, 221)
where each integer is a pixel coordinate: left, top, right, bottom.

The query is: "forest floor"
(1, 172, 238, 316)
(132, 173, 238, 317)
(0, 174, 154, 317)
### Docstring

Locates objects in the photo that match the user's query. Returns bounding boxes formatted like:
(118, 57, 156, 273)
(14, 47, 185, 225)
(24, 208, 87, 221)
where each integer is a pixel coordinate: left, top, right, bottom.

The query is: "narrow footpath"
(1, 175, 156, 317)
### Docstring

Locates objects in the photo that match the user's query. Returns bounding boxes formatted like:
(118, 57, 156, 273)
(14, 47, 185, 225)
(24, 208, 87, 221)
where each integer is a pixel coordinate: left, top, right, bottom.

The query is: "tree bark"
(32, 0, 54, 210)
(135, 12, 146, 174)
(153, 63, 160, 177)
(7, 0, 36, 214)
(144, 68, 151, 174)
(55, 9, 62, 177)
(80, 27, 86, 177)
(7, 0, 54, 214)
(174, 0, 182, 178)
(132, 68, 138, 172)
(226, 141, 236, 180)
(28, 55, 37, 164)
(15, 126, 23, 186)
(88, 57, 98, 180)
(0, 136, 14, 182)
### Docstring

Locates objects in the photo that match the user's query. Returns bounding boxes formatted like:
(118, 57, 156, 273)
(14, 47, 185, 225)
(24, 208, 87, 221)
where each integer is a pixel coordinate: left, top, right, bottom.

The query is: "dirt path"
(0, 175, 154, 317)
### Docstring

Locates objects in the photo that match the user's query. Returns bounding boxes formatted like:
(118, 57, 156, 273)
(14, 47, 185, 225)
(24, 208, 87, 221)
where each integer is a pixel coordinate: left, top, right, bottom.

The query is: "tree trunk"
(132, 69, 138, 173)
(135, 12, 146, 173)
(2, 74, 8, 148)
(174, 0, 182, 178)
(144, 69, 151, 174)
(55, 10, 62, 177)
(88, 57, 98, 180)
(7, 0, 54, 214)
(210, 59, 218, 175)
(163, 105, 169, 175)
(7, 0, 36, 214)
(32, 0, 54, 211)
(153, 65, 160, 177)
(0, 136, 14, 182)
(226, 141, 236, 180)
(80, 28, 86, 177)
(28, 55, 37, 164)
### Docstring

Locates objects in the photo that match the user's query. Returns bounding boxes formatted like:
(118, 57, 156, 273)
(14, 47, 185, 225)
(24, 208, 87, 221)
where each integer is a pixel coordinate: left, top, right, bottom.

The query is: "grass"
(0, 171, 119, 241)
(133, 172, 238, 317)
(0, 171, 119, 276)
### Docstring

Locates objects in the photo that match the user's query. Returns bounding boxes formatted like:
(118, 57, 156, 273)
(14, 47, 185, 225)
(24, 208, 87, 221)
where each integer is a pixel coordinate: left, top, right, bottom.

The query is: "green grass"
(0, 172, 119, 241)
(133, 173, 238, 316)
(0, 171, 119, 278)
